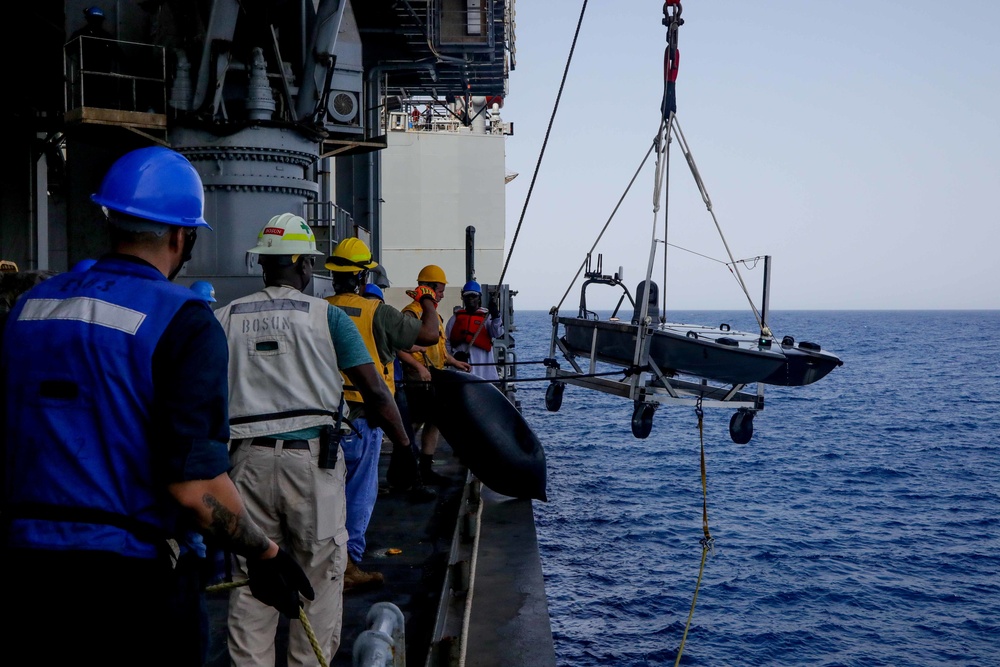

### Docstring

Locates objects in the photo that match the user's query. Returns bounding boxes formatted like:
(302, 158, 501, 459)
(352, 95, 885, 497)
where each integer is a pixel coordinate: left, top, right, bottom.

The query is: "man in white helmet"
(215, 213, 411, 667)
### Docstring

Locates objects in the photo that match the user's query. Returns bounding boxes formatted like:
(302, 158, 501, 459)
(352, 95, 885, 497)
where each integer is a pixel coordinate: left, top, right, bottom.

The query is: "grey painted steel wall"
(380, 129, 507, 297)
(171, 126, 321, 305)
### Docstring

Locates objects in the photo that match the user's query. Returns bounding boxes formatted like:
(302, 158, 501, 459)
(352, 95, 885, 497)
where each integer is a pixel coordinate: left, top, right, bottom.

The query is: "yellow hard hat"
(325, 237, 378, 272)
(248, 213, 323, 256)
(417, 264, 447, 284)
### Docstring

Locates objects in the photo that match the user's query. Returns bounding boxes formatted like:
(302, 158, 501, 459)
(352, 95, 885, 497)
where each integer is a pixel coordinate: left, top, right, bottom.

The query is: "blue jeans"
(342, 416, 384, 562)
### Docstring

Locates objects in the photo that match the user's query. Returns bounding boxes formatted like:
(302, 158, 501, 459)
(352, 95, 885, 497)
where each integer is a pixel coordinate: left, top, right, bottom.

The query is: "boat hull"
(561, 318, 843, 387)
(760, 342, 843, 386)
(561, 318, 787, 385)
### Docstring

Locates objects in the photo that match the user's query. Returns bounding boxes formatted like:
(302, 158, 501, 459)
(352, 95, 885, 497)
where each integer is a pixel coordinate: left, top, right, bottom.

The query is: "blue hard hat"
(71, 258, 98, 272)
(363, 283, 384, 301)
(461, 280, 482, 296)
(91, 147, 211, 229)
(190, 280, 217, 303)
(84, 6, 105, 18)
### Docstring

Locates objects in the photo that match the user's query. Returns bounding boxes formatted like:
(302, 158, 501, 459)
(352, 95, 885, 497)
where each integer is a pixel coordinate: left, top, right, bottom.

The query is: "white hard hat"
(248, 213, 323, 256)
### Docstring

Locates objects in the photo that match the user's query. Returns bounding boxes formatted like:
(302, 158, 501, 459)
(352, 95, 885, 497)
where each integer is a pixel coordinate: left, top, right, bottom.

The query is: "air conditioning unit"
(323, 3, 364, 136)
(328, 90, 359, 124)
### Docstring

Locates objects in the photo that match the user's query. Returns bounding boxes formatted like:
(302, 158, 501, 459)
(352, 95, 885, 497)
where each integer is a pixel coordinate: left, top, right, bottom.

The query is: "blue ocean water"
(511, 310, 1000, 667)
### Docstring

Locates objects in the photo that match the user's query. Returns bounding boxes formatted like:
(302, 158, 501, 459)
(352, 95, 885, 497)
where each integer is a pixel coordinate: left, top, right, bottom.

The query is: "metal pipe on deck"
(353, 602, 406, 667)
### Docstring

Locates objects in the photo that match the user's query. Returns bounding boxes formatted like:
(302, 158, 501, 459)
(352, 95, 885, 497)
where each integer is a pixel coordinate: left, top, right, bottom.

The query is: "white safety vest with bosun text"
(216, 285, 344, 439)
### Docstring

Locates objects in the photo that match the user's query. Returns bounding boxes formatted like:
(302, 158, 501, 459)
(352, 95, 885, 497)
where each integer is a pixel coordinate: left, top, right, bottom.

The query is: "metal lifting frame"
(545, 311, 763, 413)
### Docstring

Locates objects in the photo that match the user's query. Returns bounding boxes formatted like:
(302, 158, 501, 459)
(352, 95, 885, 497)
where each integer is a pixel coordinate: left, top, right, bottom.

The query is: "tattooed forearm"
(202, 492, 271, 558)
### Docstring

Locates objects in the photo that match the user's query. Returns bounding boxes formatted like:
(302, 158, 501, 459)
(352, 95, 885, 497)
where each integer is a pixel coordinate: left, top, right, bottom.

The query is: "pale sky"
(500, 1, 1000, 311)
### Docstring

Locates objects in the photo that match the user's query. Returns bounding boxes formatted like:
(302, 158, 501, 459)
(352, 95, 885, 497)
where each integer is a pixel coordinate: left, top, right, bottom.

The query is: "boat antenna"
(498, 0, 591, 287)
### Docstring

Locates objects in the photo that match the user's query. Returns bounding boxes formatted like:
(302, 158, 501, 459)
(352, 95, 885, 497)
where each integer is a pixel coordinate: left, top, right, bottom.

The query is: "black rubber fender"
(428, 368, 548, 501)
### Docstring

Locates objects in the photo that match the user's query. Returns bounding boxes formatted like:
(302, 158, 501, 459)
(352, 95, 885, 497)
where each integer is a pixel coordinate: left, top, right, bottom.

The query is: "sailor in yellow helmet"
(397, 265, 472, 485)
(324, 237, 440, 589)
(215, 214, 411, 665)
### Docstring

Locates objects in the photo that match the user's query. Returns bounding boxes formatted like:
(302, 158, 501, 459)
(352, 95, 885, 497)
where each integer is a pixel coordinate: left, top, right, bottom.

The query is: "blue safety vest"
(3, 256, 203, 558)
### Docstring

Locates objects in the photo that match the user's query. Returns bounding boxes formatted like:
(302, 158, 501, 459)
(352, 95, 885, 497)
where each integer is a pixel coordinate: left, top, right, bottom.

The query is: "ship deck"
(205, 436, 555, 666)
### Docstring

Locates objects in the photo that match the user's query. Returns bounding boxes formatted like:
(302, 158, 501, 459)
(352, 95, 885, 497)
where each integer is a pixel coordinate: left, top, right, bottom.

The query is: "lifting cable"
(404, 367, 638, 386)
(555, 142, 656, 312)
(669, 119, 770, 336)
(498, 0, 590, 287)
(206, 580, 328, 667)
(674, 396, 714, 666)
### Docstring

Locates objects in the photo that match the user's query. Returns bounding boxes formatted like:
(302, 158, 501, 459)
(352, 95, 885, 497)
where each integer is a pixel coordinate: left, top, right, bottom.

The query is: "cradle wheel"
(545, 382, 565, 412)
(631, 402, 656, 439)
(729, 409, 754, 444)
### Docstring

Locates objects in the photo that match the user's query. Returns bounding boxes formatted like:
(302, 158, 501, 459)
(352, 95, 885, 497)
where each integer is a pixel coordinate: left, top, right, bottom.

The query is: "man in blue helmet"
(70, 6, 114, 42)
(445, 280, 504, 382)
(0, 146, 313, 666)
(68, 6, 121, 108)
(190, 279, 217, 303)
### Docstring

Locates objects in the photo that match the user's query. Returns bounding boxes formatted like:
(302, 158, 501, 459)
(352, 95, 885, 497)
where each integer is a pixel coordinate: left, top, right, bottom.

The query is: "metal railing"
(304, 201, 366, 260)
(64, 36, 166, 116)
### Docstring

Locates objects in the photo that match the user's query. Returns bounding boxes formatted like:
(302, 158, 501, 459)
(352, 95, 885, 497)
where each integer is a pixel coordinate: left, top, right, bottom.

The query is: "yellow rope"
(298, 606, 328, 667)
(205, 579, 244, 593)
(674, 401, 714, 666)
(205, 579, 328, 667)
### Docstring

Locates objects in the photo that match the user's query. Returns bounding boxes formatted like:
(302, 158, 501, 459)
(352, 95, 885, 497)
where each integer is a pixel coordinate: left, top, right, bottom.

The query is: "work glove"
(386, 442, 420, 491)
(406, 285, 437, 305)
(487, 296, 500, 319)
(246, 548, 315, 618)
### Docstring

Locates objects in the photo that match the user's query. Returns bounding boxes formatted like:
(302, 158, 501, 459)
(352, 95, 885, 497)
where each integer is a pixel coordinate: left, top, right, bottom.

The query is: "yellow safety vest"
(402, 300, 447, 369)
(327, 292, 394, 401)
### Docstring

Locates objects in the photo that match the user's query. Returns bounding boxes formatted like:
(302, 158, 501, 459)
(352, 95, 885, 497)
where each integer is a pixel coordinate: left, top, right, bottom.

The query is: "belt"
(248, 437, 311, 450)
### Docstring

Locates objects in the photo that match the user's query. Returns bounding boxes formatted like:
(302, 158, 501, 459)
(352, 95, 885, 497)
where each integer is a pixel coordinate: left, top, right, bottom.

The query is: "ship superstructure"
(2, 3, 553, 666)
(3, 0, 515, 305)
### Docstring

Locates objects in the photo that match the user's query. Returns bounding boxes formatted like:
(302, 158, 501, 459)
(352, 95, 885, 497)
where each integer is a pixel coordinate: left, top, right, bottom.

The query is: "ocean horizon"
(509, 309, 999, 666)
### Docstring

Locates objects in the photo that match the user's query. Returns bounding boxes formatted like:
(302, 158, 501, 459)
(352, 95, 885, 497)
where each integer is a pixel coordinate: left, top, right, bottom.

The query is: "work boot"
(419, 454, 449, 486)
(344, 559, 384, 592)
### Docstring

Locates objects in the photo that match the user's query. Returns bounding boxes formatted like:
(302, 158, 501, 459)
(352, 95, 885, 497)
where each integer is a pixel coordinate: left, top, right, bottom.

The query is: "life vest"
(216, 285, 344, 439)
(402, 300, 447, 369)
(327, 291, 394, 401)
(3, 257, 203, 558)
(449, 308, 493, 351)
